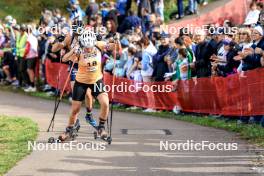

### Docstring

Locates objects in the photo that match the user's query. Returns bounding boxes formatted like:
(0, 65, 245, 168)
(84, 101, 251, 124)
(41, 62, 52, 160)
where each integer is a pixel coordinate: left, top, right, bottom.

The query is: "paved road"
(0, 90, 263, 176)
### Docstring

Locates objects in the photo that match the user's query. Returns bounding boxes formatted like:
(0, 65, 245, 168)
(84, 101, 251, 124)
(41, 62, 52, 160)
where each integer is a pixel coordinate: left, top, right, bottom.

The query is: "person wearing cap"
(152, 32, 172, 81)
(68, 0, 85, 21)
(235, 25, 264, 71)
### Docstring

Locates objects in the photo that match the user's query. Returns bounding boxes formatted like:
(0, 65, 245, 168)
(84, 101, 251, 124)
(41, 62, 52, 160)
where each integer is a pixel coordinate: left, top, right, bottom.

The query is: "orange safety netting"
(45, 59, 264, 116)
(45, 59, 71, 92)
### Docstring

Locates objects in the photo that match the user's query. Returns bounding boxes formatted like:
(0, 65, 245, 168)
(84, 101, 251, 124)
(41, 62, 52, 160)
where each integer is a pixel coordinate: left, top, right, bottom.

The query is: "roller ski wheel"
(48, 137, 61, 143)
(93, 126, 112, 145)
(106, 136, 112, 145)
(93, 131, 98, 140)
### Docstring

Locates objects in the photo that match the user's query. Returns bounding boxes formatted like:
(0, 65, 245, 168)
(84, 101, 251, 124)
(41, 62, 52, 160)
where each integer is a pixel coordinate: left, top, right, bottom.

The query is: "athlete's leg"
(59, 81, 86, 141)
(85, 88, 93, 110)
(97, 92, 109, 120)
(96, 92, 109, 137)
(85, 88, 97, 127)
(68, 100, 82, 126)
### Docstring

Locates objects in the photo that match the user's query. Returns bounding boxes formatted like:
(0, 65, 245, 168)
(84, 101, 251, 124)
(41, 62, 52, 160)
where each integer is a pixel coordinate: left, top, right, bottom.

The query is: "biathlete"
(52, 20, 96, 128)
(59, 29, 113, 141)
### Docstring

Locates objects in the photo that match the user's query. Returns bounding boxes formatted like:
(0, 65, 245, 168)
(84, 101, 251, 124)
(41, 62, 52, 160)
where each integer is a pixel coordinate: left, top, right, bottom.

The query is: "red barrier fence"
(45, 59, 71, 92)
(45, 59, 264, 116)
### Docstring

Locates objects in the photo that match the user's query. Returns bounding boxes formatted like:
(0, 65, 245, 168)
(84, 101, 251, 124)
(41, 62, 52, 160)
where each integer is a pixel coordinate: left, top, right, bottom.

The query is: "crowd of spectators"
(0, 0, 263, 127)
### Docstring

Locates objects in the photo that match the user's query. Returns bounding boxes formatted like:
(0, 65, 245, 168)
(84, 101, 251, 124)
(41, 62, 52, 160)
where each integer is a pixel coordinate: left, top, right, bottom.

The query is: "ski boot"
(48, 119, 80, 143)
(93, 125, 112, 145)
(85, 112, 97, 129)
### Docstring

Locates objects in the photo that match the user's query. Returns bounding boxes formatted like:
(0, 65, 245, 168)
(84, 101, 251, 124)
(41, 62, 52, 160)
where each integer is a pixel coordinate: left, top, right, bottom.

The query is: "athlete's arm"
(51, 34, 71, 52)
(96, 40, 121, 54)
(62, 47, 79, 63)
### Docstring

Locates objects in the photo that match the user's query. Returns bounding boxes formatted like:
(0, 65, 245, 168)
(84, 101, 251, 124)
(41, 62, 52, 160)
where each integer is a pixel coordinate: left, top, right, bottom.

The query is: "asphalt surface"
(0, 90, 264, 176)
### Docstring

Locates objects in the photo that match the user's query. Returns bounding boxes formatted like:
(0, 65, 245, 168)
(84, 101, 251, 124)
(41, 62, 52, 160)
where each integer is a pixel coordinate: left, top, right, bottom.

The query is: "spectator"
(106, 2, 119, 26)
(105, 20, 117, 40)
(212, 41, 240, 77)
(16, 24, 28, 87)
(191, 30, 212, 78)
(141, 8, 151, 34)
(23, 25, 38, 92)
(118, 10, 142, 33)
(68, 0, 85, 21)
(0, 50, 16, 84)
(113, 38, 129, 77)
(85, 0, 99, 23)
(244, 1, 260, 26)
(124, 46, 137, 79)
(187, 0, 198, 15)
(235, 28, 252, 73)
(137, 0, 151, 17)
(155, 0, 164, 21)
(172, 48, 192, 81)
(116, 0, 127, 24)
(152, 32, 172, 81)
(236, 25, 264, 71)
(177, 0, 184, 20)
(0, 26, 6, 49)
(140, 36, 157, 82)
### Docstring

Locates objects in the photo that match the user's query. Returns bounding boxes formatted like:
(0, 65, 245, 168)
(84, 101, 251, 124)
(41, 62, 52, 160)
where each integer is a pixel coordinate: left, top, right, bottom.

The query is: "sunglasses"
(239, 33, 248, 35)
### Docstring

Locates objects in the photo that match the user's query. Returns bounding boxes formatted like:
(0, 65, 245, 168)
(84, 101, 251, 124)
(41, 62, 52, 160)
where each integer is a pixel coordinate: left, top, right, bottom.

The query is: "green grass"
(0, 85, 263, 147)
(0, 115, 38, 175)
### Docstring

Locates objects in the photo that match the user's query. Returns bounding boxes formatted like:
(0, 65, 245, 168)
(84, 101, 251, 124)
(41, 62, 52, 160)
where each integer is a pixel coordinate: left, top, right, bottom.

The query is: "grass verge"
(0, 115, 38, 175)
(0, 85, 263, 147)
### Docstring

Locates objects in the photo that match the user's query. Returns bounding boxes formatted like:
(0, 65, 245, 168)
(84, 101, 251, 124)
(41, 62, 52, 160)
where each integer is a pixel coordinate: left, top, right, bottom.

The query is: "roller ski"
(48, 119, 80, 143)
(93, 125, 112, 145)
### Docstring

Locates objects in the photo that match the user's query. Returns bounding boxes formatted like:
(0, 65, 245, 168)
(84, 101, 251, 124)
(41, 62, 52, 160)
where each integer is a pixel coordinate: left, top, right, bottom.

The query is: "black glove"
(57, 35, 65, 42)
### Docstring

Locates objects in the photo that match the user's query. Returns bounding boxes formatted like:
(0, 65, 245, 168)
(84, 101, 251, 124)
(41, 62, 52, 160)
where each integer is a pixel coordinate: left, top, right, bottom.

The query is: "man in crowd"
(16, 24, 28, 87)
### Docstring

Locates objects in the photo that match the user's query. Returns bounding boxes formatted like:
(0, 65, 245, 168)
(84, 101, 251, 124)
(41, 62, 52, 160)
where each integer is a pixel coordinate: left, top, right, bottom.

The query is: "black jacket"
(152, 45, 172, 81)
(195, 41, 214, 78)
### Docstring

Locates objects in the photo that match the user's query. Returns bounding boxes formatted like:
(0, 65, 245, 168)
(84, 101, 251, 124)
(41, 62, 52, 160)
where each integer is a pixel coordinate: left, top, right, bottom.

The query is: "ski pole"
(109, 38, 118, 138)
(47, 61, 76, 132)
